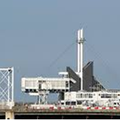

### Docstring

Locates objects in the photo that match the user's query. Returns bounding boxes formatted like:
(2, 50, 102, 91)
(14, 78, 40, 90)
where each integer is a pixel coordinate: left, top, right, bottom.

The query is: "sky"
(0, 0, 120, 102)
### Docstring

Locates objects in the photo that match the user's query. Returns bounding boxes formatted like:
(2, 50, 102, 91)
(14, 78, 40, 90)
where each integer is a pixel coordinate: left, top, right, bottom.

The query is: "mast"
(77, 29, 84, 91)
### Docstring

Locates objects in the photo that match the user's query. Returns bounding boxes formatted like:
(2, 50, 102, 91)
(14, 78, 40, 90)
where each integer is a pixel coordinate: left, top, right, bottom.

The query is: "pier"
(1, 104, 120, 119)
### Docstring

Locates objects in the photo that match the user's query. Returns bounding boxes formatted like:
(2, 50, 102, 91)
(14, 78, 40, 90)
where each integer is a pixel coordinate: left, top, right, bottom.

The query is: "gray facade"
(67, 67, 80, 91)
(67, 61, 105, 92)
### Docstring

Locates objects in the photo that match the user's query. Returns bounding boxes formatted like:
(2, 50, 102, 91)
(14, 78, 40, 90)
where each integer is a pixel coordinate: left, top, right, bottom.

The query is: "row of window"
(76, 94, 93, 98)
(100, 94, 117, 98)
(76, 93, 118, 98)
(61, 101, 83, 105)
(25, 89, 37, 93)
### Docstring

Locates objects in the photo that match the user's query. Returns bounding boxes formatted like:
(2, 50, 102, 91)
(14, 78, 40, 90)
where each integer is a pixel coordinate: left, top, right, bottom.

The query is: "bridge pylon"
(0, 67, 14, 109)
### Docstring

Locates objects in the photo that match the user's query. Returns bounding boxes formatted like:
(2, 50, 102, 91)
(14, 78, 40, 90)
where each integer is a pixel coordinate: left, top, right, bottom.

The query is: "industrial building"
(21, 29, 105, 106)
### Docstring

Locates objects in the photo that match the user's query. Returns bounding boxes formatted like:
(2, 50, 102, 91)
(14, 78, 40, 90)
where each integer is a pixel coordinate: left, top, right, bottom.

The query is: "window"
(101, 94, 112, 98)
(89, 94, 93, 98)
(66, 101, 70, 105)
(112, 94, 117, 98)
(39, 84, 41, 90)
(61, 102, 64, 105)
(71, 101, 76, 105)
(77, 101, 82, 105)
(66, 81, 69, 87)
(76, 93, 82, 98)
(85, 94, 88, 98)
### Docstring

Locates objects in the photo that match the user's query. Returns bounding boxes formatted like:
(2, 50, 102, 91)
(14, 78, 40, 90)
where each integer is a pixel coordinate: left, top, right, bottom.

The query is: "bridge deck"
(1, 105, 120, 119)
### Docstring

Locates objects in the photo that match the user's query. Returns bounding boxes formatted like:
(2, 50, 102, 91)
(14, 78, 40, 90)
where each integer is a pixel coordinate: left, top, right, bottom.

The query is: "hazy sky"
(0, 0, 120, 102)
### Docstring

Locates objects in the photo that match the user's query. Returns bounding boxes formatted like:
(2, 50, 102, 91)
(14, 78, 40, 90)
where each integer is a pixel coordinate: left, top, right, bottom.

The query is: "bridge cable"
(85, 42, 120, 89)
(48, 40, 76, 69)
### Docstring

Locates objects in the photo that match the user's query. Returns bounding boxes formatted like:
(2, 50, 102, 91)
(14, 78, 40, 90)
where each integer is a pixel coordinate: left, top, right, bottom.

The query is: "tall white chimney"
(77, 29, 84, 91)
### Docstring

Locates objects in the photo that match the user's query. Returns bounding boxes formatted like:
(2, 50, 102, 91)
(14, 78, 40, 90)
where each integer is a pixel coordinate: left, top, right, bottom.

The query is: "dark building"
(67, 61, 105, 92)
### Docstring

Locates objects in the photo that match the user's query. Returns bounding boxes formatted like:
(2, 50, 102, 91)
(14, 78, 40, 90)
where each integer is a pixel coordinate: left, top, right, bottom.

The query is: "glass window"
(66, 81, 69, 87)
(101, 94, 112, 98)
(71, 101, 76, 105)
(89, 94, 93, 98)
(77, 101, 82, 105)
(101, 94, 105, 98)
(61, 102, 64, 105)
(39, 84, 41, 90)
(66, 101, 70, 105)
(76, 93, 83, 98)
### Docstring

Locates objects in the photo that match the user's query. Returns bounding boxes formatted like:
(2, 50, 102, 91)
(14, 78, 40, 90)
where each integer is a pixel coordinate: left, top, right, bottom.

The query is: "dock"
(1, 104, 120, 119)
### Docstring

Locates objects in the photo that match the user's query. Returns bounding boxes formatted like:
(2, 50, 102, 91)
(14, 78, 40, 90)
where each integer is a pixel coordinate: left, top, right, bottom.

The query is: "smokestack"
(77, 29, 84, 91)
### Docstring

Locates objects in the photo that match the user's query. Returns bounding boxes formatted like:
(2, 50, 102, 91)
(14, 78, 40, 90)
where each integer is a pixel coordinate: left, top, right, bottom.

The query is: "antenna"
(77, 29, 84, 91)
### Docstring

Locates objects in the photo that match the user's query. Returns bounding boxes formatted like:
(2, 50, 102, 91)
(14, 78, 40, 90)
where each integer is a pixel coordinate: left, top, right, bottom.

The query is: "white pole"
(80, 29, 84, 91)
(77, 30, 81, 73)
(77, 29, 84, 91)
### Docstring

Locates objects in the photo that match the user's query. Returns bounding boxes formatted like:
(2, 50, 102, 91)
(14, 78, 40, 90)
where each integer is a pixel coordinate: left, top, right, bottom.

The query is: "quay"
(1, 104, 120, 119)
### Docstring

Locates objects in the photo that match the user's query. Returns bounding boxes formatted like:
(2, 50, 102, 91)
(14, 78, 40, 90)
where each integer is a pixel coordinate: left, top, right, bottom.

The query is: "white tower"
(77, 29, 84, 91)
(0, 67, 14, 109)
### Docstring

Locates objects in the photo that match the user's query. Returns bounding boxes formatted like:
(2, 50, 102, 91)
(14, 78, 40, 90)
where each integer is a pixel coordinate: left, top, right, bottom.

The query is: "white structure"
(62, 91, 120, 107)
(21, 77, 75, 104)
(0, 67, 14, 109)
(77, 29, 84, 91)
(21, 77, 75, 92)
(58, 29, 85, 91)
